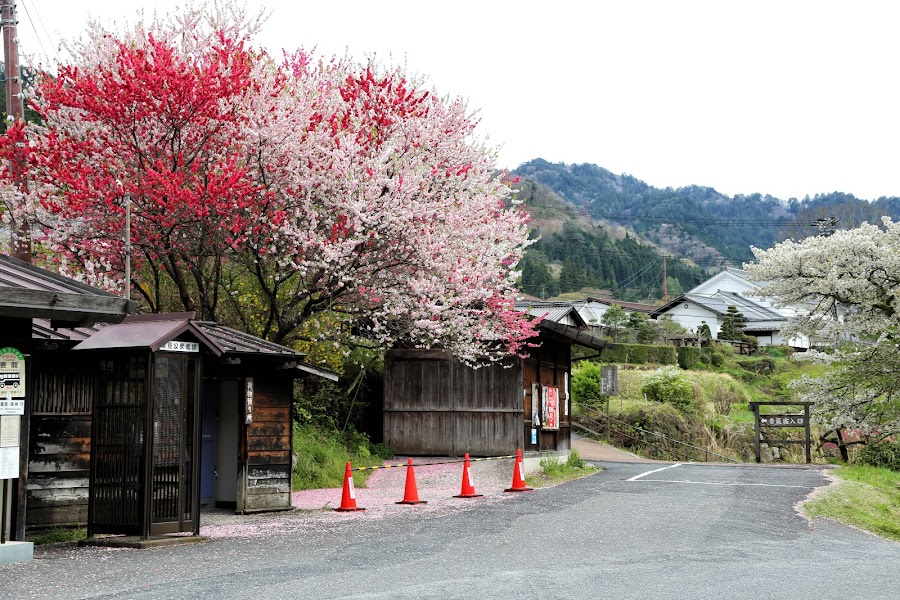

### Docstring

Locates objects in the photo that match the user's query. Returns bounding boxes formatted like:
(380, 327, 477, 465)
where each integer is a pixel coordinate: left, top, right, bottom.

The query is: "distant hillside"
(515, 179, 706, 302)
(513, 159, 900, 266)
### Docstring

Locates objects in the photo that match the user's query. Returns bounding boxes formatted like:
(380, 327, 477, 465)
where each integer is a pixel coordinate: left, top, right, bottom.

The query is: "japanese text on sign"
(0, 398, 24, 416)
(760, 415, 808, 427)
(159, 340, 200, 353)
(0, 347, 26, 398)
(245, 378, 254, 424)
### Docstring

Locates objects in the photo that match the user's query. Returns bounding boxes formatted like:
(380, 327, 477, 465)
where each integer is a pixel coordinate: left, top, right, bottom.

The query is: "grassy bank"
(803, 465, 900, 542)
(292, 424, 393, 490)
(573, 346, 832, 463)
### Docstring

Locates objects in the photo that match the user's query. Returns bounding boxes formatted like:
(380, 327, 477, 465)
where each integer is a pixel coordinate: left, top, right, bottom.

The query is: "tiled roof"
(515, 301, 588, 327)
(653, 291, 783, 321)
(742, 320, 787, 332)
(194, 321, 305, 357)
(585, 297, 659, 313)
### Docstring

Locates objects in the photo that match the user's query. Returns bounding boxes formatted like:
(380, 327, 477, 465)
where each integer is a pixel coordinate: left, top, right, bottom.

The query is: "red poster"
(543, 386, 559, 430)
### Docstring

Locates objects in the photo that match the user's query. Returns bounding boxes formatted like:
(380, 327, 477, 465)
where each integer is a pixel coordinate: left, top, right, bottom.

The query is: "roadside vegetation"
(27, 527, 87, 545)
(291, 376, 392, 490)
(292, 424, 392, 490)
(525, 450, 599, 488)
(573, 344, 830, 463)
(803, 465, 900, 542)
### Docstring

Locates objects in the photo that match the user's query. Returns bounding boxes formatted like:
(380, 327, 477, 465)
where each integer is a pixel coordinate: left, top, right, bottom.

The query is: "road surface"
(2, 461, 897, 599)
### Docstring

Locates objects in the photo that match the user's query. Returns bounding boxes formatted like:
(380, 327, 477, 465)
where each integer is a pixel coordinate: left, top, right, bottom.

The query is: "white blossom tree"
(746, 219, 900, 440)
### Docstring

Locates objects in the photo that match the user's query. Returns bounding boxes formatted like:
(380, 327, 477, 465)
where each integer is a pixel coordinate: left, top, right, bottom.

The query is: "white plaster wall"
(660, 303, 721, 337)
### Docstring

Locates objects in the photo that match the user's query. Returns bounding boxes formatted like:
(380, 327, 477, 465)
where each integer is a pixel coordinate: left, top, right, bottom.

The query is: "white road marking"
(629, 478, 812, 489)
(626, 463, 683, 481)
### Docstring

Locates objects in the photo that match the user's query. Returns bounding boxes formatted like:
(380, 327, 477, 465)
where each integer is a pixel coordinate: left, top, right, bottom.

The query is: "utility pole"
(2, 0, 30, 262)
(662, 256, 668, 303)
(814, 216, 838, 238)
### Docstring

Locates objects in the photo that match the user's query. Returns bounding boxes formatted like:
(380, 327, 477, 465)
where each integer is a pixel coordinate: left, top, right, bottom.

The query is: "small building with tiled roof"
(1, 253, 337, 543)
(650, 291, 808, 349)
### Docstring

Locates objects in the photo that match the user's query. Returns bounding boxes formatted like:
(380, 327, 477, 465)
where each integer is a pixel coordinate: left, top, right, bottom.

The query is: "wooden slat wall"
(31, 370, 93, 414)
(27, 416, 92, 527)
(451, 358, 522, 456)
(383, 350, 522, 456)
(383, 351, 452, 455)
(244, 379, 292, 511)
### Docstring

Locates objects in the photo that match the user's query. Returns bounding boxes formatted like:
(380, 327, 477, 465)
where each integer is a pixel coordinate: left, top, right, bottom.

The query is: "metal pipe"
(124, 193, 131, 300)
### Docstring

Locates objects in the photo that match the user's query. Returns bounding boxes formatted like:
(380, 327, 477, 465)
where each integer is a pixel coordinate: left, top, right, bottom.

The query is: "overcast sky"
(18, 1, 900, 201)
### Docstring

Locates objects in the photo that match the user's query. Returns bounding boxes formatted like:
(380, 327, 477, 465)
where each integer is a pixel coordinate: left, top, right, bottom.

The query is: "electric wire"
(18, 0, 52, 68)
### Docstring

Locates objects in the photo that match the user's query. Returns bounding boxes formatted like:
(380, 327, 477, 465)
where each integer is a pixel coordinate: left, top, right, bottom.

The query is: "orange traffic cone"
(504, 448, 533, 492)
(396, 458, 427, 505)
(453, 453, 483, 498)
(335, 462, 366, 511)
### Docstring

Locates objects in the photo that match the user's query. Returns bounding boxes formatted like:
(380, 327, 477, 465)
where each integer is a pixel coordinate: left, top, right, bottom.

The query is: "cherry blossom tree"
(0, 1, 536, 365)
(746, 219, 900, 438)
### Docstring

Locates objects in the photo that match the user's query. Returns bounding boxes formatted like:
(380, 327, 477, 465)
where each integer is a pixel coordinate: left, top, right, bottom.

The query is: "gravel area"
(199, 455, 520, 540)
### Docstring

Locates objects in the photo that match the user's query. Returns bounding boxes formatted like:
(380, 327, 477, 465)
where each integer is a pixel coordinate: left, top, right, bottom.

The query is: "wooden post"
(14, 354, 30, 541)
(804, 403, 812, 464)
(751, 403, 761, 463)
(2, 0, 31, 262)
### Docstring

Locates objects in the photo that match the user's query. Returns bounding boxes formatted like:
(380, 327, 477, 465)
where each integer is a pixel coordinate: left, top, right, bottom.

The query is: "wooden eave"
(0, 287, 137, 326)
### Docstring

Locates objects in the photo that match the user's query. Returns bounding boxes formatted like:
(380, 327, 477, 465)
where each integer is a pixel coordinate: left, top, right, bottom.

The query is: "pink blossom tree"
(0, 2, 536, 364)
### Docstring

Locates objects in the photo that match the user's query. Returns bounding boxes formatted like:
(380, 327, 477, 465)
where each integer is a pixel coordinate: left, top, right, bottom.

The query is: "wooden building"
(383, 303, 609, 457)
(0, 254, 136, 547)
(0, 254, 336, 541)
(30, 313, 336, 539)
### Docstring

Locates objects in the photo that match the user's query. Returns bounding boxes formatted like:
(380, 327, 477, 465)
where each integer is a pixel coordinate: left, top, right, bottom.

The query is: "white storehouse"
(650, 268, 810, 349)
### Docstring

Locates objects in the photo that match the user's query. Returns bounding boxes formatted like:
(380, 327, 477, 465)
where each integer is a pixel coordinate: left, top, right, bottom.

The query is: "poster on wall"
(542, 386, 560, 431)
(531, 383, 541, 427)
(0, 445, 19, 479)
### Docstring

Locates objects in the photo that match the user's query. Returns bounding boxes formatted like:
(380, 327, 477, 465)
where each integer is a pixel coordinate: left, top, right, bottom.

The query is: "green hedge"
(678, 346, 726, 369)
(600, 343, 676, 365)
(677, 346, 700, 369)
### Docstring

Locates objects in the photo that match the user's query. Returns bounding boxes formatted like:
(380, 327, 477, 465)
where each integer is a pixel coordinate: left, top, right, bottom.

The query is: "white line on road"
(629, 478, 812, 489)
(626, 463, 683, 481)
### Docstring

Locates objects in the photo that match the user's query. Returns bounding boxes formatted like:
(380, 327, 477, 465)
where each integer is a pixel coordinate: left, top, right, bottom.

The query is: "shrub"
(641, 366, 693, 411)
(710, 352, 725, 367)
(567, 448, 586, 469)
(857, 442, 900, 472)
(737, 357, 776, 376)
(677, 346, 700, 369)
(572, 361, 605, 409)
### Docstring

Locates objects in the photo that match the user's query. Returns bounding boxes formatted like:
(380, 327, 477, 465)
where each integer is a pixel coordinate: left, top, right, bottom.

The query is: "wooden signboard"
(750, 402, 813, 464)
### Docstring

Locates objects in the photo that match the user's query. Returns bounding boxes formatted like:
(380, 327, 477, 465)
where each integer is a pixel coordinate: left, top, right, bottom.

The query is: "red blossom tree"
(0, 2, 536, 365)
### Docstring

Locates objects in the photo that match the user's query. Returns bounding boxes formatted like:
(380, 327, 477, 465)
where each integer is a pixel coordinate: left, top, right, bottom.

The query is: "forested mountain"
(515, 179, 707, 302)
(513, 159, 900, 302)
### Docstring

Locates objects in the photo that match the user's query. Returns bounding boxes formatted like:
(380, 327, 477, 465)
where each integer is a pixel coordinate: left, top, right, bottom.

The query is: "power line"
(610, 256, 661, 295)
(18, 0, 52, 67)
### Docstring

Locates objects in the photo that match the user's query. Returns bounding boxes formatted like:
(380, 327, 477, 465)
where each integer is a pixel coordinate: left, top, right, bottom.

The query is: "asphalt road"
(3, 461, 898, 599)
